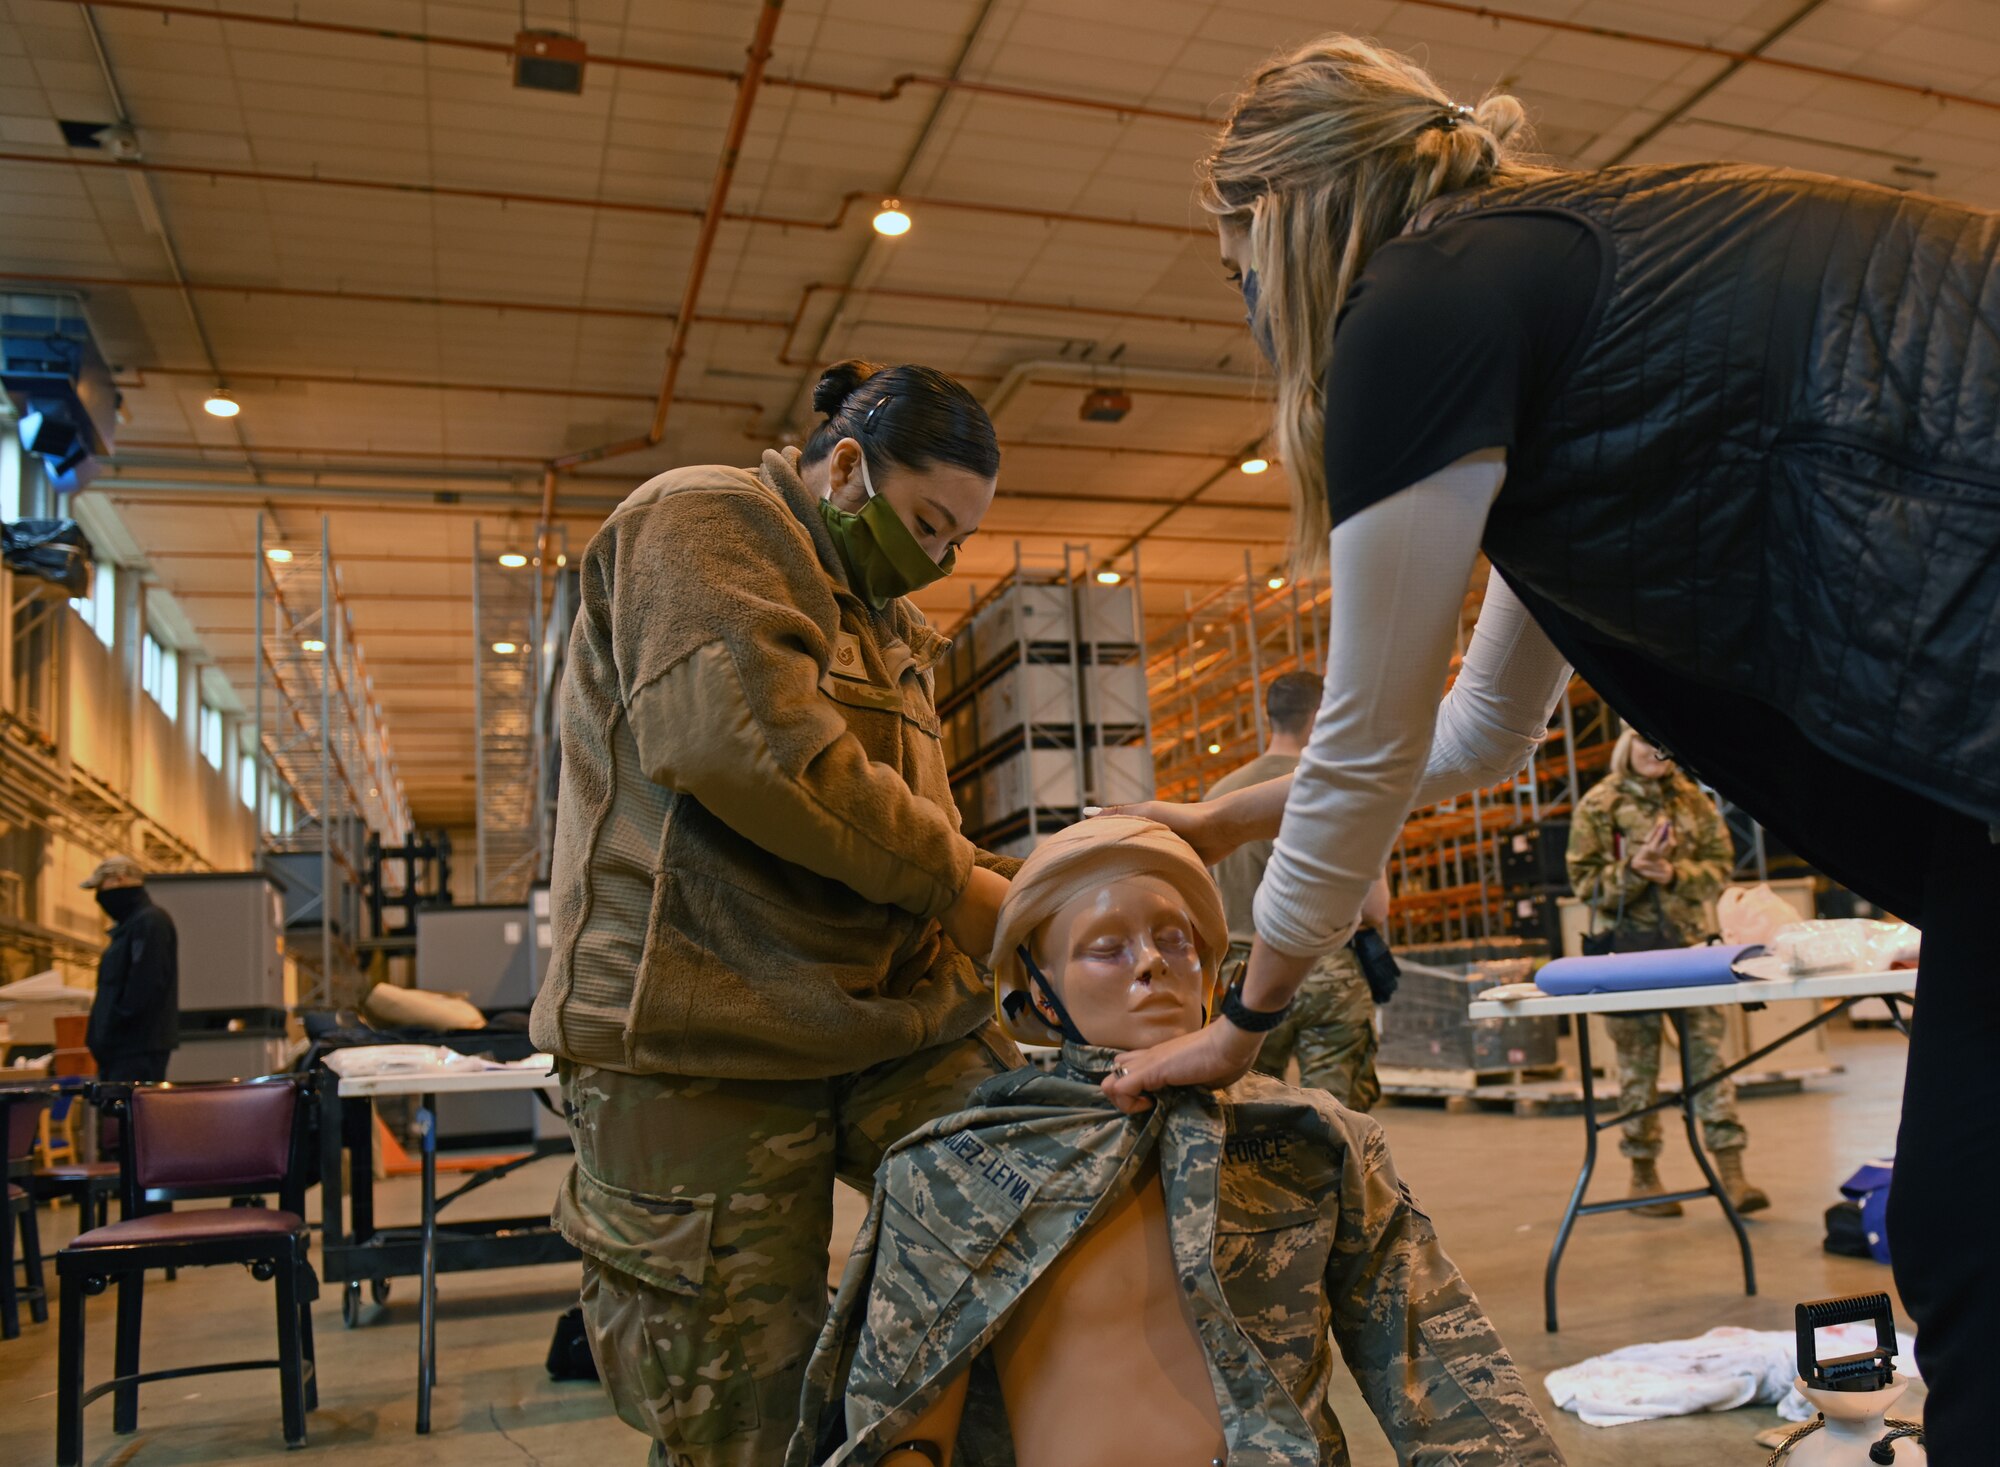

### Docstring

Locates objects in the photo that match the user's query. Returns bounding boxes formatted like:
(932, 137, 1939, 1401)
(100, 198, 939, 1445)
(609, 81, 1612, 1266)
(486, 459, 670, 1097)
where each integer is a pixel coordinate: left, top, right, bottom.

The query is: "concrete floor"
(0, 1028, 1915, 1466)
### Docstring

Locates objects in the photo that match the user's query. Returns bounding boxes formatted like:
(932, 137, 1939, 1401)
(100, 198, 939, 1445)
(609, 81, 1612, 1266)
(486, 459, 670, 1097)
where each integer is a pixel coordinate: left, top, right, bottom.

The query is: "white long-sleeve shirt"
(1252, 450, 1574, 957)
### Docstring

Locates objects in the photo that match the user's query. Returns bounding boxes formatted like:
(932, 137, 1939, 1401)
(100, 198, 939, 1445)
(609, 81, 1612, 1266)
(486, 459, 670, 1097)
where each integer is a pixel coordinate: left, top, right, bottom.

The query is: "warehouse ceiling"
(5, 0, 1999, 826)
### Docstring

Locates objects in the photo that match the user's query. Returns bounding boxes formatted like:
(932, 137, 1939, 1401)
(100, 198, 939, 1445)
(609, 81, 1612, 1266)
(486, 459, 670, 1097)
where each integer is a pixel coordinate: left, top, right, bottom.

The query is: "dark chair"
(2, 1093, 50, 1338)
(55, 1077, 318, 1464)
(25, 1085, 122, 1233)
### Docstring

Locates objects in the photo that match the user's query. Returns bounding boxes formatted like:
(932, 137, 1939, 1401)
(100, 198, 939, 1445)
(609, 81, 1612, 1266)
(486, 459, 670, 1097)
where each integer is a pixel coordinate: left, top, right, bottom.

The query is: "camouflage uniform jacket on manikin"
(788, 1045, 1563, 1467)
(1566, 771, 1733, 947)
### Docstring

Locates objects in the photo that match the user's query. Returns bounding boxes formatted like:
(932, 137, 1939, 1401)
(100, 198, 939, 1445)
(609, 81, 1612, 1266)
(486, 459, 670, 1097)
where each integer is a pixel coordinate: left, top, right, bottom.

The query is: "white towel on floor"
(1546, 1325, 1918, 1427)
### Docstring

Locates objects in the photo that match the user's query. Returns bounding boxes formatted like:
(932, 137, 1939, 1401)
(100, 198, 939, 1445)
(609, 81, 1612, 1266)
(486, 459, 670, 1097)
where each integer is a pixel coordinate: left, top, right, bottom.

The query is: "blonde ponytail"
(1198, 38, 1554, 570)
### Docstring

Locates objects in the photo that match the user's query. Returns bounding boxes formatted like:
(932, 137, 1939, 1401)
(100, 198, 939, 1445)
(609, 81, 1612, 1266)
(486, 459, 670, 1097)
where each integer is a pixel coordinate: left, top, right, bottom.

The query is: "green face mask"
(817, 448, 956, 610)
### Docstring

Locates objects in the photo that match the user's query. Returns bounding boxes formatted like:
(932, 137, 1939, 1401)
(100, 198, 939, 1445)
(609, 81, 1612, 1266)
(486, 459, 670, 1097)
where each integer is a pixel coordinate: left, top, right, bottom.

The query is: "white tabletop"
(1467, 967, 1915, 1020)
(335, 1065, 561, 1099)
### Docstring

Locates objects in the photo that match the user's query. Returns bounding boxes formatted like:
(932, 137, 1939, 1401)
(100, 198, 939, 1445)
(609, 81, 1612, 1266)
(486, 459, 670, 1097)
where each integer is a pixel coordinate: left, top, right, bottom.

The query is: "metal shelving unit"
(472, 524, 554, 904)
(254, 515, 412, 1009)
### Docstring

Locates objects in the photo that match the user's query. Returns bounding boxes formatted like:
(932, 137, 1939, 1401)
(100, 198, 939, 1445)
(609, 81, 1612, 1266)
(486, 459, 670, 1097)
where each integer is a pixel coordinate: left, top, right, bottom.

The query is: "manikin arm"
(872, 1367, 969, 1466)
(1327, 1123, 1565, 1463)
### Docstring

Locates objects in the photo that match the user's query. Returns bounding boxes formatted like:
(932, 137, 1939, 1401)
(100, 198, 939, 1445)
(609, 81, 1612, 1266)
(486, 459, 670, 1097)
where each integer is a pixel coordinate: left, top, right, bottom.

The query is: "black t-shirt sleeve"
(1321, 212, 1601, 526)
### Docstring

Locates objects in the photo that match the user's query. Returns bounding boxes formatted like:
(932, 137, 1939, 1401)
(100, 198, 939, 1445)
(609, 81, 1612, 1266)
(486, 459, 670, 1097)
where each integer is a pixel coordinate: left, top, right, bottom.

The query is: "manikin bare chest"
(989, 1157, 1227, 1467)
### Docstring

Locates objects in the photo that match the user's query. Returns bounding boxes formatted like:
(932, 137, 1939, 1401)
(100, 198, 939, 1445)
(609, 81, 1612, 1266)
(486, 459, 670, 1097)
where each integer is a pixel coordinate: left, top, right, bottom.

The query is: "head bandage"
(988, 816, 1229, 1046)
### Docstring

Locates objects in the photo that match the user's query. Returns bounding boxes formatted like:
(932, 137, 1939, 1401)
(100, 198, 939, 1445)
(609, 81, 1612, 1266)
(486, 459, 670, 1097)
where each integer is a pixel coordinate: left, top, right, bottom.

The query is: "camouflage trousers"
(1604, 1006, 1747, 1160)
(1250, 948, 1381, 1113)
(555, 1027, 1020, 1467)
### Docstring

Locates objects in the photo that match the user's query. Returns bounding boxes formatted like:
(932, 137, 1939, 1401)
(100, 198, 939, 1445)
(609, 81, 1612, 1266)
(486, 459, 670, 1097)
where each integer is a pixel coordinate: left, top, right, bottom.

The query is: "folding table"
(1468, 964, 1916, 1331)
(321, 1063, 575, 1433)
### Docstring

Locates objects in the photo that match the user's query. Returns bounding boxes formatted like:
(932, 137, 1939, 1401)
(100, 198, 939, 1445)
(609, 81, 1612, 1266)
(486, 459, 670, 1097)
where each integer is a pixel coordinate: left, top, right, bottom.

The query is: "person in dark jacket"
(82, 856, 178, 1083)
(1103, 36, 2000, 1460)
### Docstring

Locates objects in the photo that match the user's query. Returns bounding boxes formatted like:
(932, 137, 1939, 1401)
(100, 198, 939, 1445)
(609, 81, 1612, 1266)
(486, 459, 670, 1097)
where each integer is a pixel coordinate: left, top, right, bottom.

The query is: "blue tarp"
(1536, 944, 1763, 995)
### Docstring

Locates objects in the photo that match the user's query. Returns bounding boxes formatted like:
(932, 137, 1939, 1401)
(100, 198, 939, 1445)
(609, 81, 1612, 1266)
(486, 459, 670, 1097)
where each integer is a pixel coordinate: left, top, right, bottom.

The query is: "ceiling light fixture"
(1207, 742, 1222, 754)
(1239, 456, 1269, 474)
(301, 638, 325, 653)
(203, 389, 240, 418)
(1095, 569, 1122, 585)
(873, 199, 912, 236)
(491, 641, 519, 655)
(498, 552, 529, 568)
(1266, 574, 1286, 591)
(1080, 388, 1131, 423)
(265, 547, 293, 563)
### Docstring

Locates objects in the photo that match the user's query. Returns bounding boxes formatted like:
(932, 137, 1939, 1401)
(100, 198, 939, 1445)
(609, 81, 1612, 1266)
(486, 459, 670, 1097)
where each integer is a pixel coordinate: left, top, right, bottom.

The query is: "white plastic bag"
(1717, 884, 1797, 947)
(1770, 919, 1920, 976)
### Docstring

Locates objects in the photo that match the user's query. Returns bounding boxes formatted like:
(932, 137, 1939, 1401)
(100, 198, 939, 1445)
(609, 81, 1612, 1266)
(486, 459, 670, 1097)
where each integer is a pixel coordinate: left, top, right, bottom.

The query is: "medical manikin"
(787, 817, 1563, 1467)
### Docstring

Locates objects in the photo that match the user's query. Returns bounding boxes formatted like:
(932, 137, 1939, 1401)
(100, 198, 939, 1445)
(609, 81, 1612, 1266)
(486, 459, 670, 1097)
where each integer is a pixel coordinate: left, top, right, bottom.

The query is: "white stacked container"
(977, 661, 1077, 741)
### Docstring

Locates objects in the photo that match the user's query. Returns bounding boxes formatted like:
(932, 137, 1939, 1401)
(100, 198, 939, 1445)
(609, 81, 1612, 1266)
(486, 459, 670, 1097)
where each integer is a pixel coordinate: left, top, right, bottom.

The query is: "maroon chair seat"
(56, 1076, 318, 1465)
(6, 1183, 22, 1203)
(68, 1208, 305, 1249)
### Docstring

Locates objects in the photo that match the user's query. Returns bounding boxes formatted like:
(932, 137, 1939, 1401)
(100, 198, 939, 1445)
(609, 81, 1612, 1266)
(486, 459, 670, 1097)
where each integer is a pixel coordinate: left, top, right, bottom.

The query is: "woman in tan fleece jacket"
(530, 360, 1020, 1467)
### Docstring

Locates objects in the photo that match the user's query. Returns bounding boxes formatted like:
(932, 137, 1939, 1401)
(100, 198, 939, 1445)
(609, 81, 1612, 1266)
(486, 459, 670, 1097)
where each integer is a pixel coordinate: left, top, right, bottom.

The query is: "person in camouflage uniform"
(530, 367, 1025, 1467)
(787, 1043, 1563, 1467)
(559, 1036, 1018, 1466)
(1565, 729, 1770, 1217)
(1210, 671, 1382, 1112)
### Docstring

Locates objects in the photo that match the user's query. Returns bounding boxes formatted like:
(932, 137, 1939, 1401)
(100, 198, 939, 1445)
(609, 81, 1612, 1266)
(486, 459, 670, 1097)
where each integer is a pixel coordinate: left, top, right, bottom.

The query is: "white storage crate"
(945, 631, 975, 692)
(1084, 659, 1149, 728)
(1079, 582, 1139, 645)
(1094, 743, 1154, 806)
(985, 747, 1087, 824)
(985, 743, 1153, 822)
(978, 661, 1077, 739)
(951, 772, 986, 832)
(973, 583, 1073, 667)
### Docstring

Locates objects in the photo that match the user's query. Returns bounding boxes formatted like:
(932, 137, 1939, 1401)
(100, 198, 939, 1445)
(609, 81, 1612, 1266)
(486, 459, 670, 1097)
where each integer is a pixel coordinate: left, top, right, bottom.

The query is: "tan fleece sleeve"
(606, 484, 975, 920)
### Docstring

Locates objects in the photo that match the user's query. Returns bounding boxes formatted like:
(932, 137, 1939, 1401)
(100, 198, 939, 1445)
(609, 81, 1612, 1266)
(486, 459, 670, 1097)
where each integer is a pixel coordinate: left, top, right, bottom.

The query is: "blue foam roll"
(1535, 944, 1764, 995)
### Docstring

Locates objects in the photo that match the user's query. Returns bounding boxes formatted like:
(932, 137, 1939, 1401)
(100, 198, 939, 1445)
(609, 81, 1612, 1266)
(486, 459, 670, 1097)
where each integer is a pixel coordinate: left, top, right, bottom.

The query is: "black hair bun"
(812, 359, 884, 417)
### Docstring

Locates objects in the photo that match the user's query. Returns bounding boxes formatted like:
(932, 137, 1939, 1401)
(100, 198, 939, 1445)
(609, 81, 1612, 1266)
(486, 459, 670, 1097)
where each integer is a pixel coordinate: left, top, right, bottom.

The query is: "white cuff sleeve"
(1252, 449, 1513, 957)
(1407, 573, 1573, 809)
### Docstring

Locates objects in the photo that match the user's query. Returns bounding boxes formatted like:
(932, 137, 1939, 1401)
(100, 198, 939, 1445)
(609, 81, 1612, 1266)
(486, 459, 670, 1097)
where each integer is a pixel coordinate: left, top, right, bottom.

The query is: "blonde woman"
(1110, 36, 2000, 1455)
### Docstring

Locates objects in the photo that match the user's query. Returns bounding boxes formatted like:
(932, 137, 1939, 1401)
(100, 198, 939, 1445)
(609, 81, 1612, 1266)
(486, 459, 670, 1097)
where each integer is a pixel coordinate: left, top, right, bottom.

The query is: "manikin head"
(989, 817, 1229, 1051)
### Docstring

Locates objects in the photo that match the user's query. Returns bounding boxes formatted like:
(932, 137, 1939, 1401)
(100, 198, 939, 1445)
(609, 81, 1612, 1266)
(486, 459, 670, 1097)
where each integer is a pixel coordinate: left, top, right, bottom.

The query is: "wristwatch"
(1218, 976, 1293, 1033)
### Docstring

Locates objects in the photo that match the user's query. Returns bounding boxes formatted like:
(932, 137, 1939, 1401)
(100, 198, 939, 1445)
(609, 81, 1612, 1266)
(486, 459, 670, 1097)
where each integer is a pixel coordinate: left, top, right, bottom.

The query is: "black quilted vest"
(1412, 164, 2000, 839)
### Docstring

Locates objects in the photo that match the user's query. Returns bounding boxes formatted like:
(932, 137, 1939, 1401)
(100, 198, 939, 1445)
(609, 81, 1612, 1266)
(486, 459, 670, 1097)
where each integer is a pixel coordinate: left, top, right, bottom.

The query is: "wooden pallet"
(1378, 1062, 1842, 1117)
(1379, 1066, 1579, 1116)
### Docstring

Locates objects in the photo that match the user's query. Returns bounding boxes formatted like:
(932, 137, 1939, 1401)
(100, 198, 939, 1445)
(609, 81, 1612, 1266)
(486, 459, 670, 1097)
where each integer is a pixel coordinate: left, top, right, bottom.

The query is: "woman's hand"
(1101, 942, 1316, 1113)
(1098, 799, 1227, 863)
(940, 864, 1009, 961)
(1101, 1018, 1265, 1114)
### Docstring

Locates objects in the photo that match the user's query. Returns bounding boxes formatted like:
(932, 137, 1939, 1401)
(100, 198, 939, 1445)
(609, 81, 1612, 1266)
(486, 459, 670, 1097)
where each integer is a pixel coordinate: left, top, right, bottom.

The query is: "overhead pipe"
(0, 270, 778, 327)
(542, 0, 786, 511)
(68, 0, 2000, 121)
(123, 366, 1254, 462)
(775, 281, 1242, 366)
(0, 152, 1208, 240)
(983, 358, 1266, 425)
(5, 269, 1243, 372)
(99, 466, 1286, 516)
(73, 0, 1214, 123)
